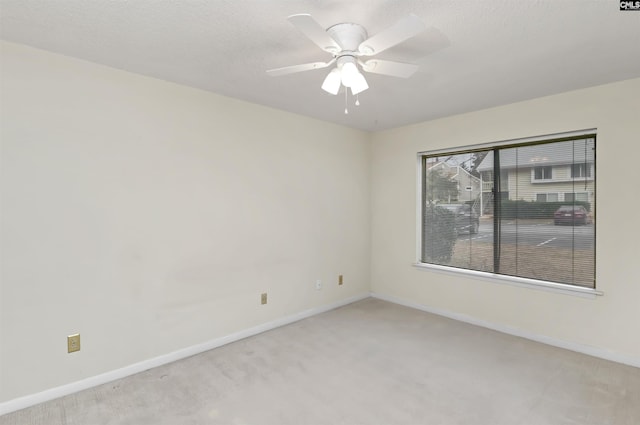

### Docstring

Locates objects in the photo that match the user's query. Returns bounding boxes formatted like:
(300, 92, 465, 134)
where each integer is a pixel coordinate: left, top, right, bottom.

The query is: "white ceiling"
(1, 0, 639, 131)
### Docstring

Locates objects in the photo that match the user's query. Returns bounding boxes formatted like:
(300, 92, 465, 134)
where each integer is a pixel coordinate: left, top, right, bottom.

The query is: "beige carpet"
(2, 298, 640, 425)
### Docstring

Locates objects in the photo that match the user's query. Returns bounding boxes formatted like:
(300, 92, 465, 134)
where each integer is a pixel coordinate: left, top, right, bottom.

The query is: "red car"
(554, 205, 589, 225)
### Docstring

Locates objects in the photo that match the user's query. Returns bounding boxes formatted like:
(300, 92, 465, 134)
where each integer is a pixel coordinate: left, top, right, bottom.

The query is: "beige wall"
(371, 77, 640, 361)
(0, 41, 371, 402)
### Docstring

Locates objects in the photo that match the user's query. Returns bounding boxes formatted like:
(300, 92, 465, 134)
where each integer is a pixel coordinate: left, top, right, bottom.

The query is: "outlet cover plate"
(67, 334, 80, 353)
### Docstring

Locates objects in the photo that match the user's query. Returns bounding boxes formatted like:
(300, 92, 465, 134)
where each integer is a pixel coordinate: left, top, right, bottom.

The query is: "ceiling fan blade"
(288, 14, 341, 53)
(266, 60, 335, 77)
(361, 59, 419, 78)
(358, 14, 427, 56)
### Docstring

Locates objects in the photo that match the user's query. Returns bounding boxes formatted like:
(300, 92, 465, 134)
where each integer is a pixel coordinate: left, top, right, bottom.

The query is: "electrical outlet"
(338, 275, 343, 285)
(316, 280, 322, 290)
(261, 293, 268, 305)
(67, 334, 80, 353)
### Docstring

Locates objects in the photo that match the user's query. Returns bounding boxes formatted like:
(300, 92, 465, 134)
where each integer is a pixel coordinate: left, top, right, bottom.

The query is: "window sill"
(531, 179, 554, 183)
(531, 178, 594, 184)
(412, 262, 603, 298)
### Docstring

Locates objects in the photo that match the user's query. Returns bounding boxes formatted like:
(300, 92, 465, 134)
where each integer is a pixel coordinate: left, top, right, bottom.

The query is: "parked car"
(439, 204, 480, 234)
(554, 205, 590, 225)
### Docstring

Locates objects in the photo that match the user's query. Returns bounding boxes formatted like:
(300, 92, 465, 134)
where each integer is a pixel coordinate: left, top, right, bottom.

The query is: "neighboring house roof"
(426, 161, 452, 171)
(427, 161, 480, 182)
(476, 138, 595, 171)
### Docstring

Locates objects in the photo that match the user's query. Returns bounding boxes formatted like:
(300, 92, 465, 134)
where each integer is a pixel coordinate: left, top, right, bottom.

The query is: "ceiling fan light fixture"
(340, 61, 359, 87)
(321, 68, 341, 95)
(350, 72, 369, 95)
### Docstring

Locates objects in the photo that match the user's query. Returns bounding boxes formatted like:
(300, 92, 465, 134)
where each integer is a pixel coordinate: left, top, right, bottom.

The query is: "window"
(420, 134, 596, 289)
(536, 193, 558, 202)
(571, 163, 592, 178)
(533, 166, 553, 181)
(565, 192, 589, 202)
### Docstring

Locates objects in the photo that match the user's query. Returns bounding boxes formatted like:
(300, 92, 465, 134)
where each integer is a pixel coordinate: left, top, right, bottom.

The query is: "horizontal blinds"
(422, 136, 595, 288)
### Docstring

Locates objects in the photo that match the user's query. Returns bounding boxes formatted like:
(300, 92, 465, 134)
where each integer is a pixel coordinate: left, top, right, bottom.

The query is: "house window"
(571, 163, 592, 178)
(565, 192, 589, 202)
(533, 166, 552, 181)
(420, 133, 596, 289)
(536, 193, 558, 202)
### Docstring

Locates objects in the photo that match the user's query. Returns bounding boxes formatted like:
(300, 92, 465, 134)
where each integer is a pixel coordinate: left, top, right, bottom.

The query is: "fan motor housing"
(326, 23, 368, 52)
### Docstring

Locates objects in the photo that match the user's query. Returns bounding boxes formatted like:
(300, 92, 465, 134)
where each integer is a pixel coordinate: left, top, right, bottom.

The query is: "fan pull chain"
(355, 94, 360, 106)
(344, 89, 349, 114)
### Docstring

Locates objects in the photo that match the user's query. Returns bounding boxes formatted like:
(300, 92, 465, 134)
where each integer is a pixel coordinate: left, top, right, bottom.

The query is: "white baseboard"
(370, 292, 640, 369)
(0, 293, 369, 416)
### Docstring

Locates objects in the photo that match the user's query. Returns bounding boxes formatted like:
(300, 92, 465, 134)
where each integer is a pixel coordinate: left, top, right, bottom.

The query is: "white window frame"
(536, 192, 559, 202)
(415, 129, 601, 297)
(564, 192, 589, 202)
(571, 163, 593, 179)
(532, 166, 553, 182)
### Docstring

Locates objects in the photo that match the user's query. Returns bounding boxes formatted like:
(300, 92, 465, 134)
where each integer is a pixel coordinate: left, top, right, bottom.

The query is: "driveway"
(463, 220, 594, 250)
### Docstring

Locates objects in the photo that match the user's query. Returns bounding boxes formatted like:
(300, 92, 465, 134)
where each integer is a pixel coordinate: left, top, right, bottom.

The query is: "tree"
(470, 151, 489, 175)
(459, 152, 488, 176)
(423, 205, 457, 263)
(425, 168, 458, 203)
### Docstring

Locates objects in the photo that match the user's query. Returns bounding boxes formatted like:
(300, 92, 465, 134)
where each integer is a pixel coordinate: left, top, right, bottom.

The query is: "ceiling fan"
(267, 13, 428, 107)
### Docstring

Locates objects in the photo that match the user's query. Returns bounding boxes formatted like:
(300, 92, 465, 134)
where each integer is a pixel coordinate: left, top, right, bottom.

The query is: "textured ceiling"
(1, 0, 639, 131)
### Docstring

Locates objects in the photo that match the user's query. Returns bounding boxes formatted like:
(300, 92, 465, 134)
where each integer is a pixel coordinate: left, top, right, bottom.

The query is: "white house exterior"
(476, 138, 595, 210)
(426, 160, 482, 203)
